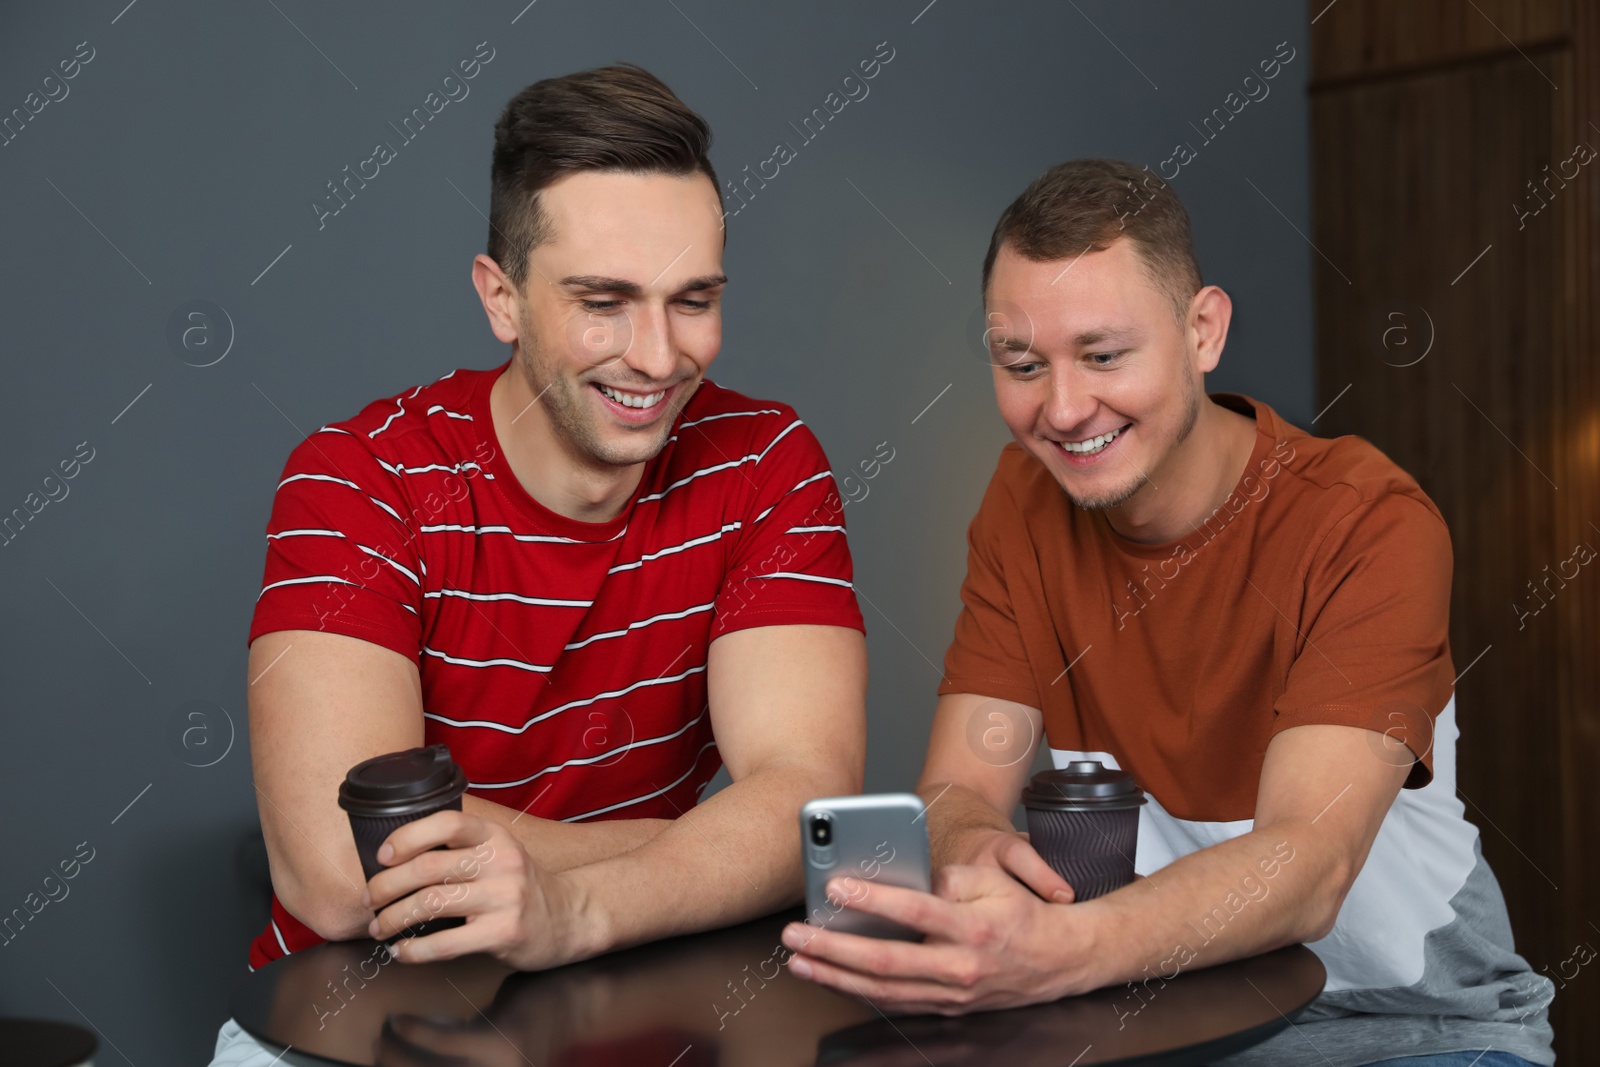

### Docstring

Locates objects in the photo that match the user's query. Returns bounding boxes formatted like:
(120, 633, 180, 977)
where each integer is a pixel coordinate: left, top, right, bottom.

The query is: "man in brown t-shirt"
(780, 160, 1553, 1067)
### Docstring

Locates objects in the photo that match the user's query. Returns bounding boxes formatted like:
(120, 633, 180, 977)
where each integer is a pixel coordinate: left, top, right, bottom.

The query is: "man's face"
(984, 238, 1203, 511)
(515, 170, 727, 468)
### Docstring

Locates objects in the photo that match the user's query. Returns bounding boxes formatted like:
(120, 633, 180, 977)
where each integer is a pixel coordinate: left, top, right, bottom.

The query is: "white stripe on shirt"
(267, 528, 346, 540)
(424, 588, 593, 608)
(469, 707, 709, 790)
(374, 459, 492, 480)
(367, 495, 406, 524)
(368, 386, 422, 439)
(608, 523, 741, 574)
(635, 454, 760, 505)
(679, 409, 784, 431)
(633, 422, 812, 505)
(276, 473, 407, 528)
(257, 575, 360, 601)
(564, 601, 718, 651)
(424, 664, 707, 734)
(421, 646, 553, 673)
(787, 525, 845, 535)
(667, 408, 785, 443)
(426, 405, 473, 421)
(278, 472, 359, 491)
(755, 419, 803, 463)
(418, 523, 629, 546)
(357, 544, 419, 585)
(636, 421, 804, 505)
(747, 572, 853, 589)
(561, 740, 719, 822)
(755, 470, 834, 523)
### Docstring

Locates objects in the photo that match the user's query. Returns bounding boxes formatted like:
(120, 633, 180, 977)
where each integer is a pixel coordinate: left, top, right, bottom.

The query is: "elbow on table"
(276, 874, 372, 943)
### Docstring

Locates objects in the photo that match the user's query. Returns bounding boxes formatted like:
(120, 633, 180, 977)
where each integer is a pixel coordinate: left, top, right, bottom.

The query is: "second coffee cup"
(1021, 760, 1147, 902)
(339, 743, 469, 940)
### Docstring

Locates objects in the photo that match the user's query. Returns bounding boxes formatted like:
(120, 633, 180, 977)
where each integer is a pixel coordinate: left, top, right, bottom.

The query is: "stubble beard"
(1063, 373, 1202, 512)
(516, 307, 691, 469)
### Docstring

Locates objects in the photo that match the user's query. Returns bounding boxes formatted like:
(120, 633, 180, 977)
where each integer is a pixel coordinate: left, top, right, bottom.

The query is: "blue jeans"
(1361, 1054, 1540, 1067)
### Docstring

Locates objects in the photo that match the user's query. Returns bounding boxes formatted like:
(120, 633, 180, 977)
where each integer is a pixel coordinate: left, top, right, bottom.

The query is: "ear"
(471, 254, 523, 346)
(1186, 285, 1233, 375)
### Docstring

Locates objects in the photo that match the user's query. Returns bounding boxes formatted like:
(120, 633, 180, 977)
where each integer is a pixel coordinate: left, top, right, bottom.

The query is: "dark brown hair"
(981, 158, 1202, 320)
(488, 64, 720, 289)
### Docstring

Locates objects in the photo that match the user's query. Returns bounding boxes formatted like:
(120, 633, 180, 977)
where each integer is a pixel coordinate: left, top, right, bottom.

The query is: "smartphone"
(800, 793, 932, 941)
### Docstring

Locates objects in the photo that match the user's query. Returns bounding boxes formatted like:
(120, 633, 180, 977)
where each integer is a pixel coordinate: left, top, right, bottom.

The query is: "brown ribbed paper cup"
(339, 744, 469, 940)
(1022, 761, 1147, 902)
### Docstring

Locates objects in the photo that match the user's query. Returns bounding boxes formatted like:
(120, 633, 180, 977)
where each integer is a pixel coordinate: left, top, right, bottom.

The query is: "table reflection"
(246, 910, 873, 1067)
(235, 909, 1322, 1067)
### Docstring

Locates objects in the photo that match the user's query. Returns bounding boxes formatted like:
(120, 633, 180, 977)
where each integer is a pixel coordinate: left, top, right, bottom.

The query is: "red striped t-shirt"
(246, 363, 863, 968)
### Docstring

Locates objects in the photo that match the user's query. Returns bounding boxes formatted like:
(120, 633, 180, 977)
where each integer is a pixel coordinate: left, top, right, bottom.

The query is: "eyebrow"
(992, 336, 1034, 353)
(1072, 326, 1139, 347)
(559, 273, 728, 296)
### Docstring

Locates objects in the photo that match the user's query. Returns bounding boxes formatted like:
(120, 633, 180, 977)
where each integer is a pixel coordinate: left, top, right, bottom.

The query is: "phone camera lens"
(809, 815, 833, 847)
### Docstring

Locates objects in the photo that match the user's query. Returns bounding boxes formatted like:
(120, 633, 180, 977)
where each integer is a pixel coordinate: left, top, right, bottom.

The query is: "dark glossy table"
(0, 1019, 97, 1067)
(232, 909, 1325, 1067)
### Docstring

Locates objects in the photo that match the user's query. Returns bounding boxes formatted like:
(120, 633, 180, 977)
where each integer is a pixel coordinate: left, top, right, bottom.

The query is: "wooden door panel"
(1311, 23, 1597, 1059)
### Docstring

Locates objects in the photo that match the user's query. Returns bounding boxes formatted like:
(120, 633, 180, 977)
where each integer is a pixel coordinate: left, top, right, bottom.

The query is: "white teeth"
(1061, 427, 1122, 455)
(599, 384, 666, 409)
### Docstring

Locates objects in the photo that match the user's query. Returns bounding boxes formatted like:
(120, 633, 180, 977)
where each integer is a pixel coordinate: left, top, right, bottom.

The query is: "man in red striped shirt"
(210, 63, 865, 1063)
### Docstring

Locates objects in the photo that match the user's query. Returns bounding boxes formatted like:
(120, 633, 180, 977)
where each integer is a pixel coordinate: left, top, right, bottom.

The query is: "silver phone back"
(800, 793, 931, 941)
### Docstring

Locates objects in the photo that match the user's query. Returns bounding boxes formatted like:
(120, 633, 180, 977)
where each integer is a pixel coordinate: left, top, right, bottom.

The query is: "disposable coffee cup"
(1021, 761, 1147, 901)
(338, 744, 469, 940)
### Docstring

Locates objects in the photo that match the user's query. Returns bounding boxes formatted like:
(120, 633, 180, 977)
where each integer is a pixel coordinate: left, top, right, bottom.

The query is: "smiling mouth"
(1057, 423, 1131, 456)
(595, 382, 670, 411)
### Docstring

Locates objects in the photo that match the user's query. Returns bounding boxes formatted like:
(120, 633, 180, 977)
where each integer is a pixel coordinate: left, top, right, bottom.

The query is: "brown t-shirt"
(939, 393, 1455, 822)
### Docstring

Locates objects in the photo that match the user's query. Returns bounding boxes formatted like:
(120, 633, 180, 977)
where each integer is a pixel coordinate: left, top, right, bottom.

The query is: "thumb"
(998, 837, 1076, 904)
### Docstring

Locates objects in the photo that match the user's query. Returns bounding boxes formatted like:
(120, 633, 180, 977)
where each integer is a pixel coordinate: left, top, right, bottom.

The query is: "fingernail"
(368, 919, 379, 937)
(788, 956, 813, 979)
(1052, 889, 1074, 904)
(377, 844, 393, 864)
(360, 889, 371, 907)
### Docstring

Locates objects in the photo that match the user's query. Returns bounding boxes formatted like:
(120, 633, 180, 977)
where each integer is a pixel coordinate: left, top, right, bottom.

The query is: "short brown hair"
(981, 159, 1202, 320)
(488, 64, 721, 290)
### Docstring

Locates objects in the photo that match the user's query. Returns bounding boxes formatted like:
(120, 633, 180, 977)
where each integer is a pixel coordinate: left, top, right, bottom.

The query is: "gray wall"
(0, 1, 1310, 1060)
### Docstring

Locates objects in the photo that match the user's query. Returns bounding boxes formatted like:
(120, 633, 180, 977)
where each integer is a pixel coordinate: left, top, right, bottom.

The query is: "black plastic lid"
(1020, 760, 1147, 811)
(338, 744, 467, 817)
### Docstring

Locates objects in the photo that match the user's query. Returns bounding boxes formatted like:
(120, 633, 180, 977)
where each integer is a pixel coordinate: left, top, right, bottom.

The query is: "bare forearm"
(255, 783, 373, 941)
(561, 762, 847, 958)
(463, 795, 670, 872)
(917, 781, 1017, 868)
(273, 795, 671, 941)
(1070, 821, 1341, 994)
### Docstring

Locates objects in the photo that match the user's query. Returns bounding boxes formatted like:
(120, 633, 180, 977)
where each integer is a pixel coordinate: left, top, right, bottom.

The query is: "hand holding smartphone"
(801, 793, 932, 941)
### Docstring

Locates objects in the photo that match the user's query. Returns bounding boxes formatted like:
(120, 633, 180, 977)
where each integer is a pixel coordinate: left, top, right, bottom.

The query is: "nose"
(1041, 365, 1096, 435)
(620, 301, 676, 382)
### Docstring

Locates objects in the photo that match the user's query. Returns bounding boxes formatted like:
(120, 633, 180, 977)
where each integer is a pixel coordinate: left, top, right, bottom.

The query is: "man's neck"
(489, 364, 646, 524)
(1103, 397, 1258, 546)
